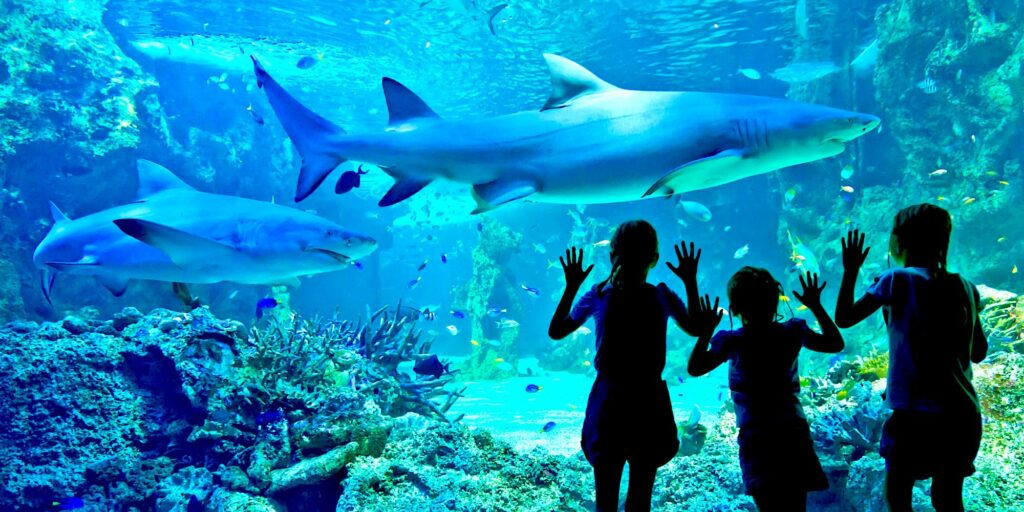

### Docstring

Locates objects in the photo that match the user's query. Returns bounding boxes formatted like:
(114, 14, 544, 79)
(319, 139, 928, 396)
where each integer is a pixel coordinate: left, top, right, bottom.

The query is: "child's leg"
(931, 473, 966, 512)
(885, 470, 915, 512)
(594, 456, 626, 512)
(624, 463, 657, 512)
(751, 490, 807, 512)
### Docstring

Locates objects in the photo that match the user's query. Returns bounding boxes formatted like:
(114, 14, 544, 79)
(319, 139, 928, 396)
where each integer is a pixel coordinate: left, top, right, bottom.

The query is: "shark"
(251, 53, 880, 213)
(33, 160, 377, 302)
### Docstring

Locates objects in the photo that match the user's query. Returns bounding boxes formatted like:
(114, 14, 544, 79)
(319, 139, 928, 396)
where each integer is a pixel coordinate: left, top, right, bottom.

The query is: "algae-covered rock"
(208, 488, 284, 512)
(268, 442, 359, 494)
(155, 466, 214, 512)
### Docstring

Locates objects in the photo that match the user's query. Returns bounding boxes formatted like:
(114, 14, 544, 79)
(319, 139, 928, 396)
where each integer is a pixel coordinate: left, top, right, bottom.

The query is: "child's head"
(888, 204, 952, 270)
(598, 220, 659, 294)
(726, 266, 781, 325)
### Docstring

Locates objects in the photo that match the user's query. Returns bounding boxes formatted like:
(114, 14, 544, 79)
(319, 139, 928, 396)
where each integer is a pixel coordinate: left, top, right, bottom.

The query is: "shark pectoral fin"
(136, 160, 196, 199)
(470, 179, 538, 214)
(379, 177, 433, 207)
(114, 218, 237, 268)
(40, 269, 56, 305)
(251, 56, 347, 202)
(96, 274, 129, 297)
(382, 78, 440, 125)
(642, 149, 746, 198)
(541, 54, 619, 110)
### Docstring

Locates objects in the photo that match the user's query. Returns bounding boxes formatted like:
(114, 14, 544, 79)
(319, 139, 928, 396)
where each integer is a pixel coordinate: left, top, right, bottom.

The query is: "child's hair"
(889, 203, 952, 272)
(726, 266, 781, 324)
(597, 220, 658, 297)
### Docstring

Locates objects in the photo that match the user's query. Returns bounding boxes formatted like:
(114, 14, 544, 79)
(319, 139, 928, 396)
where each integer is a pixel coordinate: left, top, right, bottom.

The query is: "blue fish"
(441, 253, 448, 263)
(353, 261, 364, 270)
(541, 421, 557, 433)
(334, 165, 368, 194)
(255, 297, 277, 319)
(486, 307, 507, 317)
(408, 277, 422, 289)
(54, 497, 84, 510)
(296, 55, 319, 69)
(417, 259, 428, 271)
(255, 408, 285, 425)
(450, 310, 466, 319)
(413, 354, 450, 379)
(525, 384, 541, 393)
(520, 284, 541, 297)
(676, 376, 685, 384)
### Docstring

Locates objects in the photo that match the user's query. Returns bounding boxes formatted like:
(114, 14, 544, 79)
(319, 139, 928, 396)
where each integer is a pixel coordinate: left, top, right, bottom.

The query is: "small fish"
(521, 284, 541, 297)
(413, 354, 450, 379)
(685, 405, 702, 428)
(840, 164, 854, 180)
(334, 165, 368, 194)
(738, 68, 761, 80)
(408, 277, 422, 289)
(255, 408, 285, 425)
(496, 318, 520, 329)
(779, 294, 790, 303)
(494, 357, 505, 363)
(929, 168, 948, 176)
(996, 237, 1006, 243)
(962, 197, 976, 205)
(496, 361, 514, 371)
(228, 289, 240, 300)
(246, 103, 264, 125)
(353, 261, 364, 270)
(733, 244, 750, 259)
(450, 310, 466, 319)
(1013, 265, 1018, 275)
(582, 360, 591, 367)
(54, 497, 85, 510)
(441, 253, 448, 263)
(998, 180, 1009, 186)
(593, 239, 611, 247)
(255, 297, 277, 319)
(486, 307, 507, 317)
(937, 196, 947, 201)
(784, 187, 798, 203)
(476, 222, 484, 231)
(917, 77, 938, 94)
(678, 200, 712, 222)
(575, 325, 592, 336)
(296, 54, 321, 69)
(796, 305, 809, 312)
(532, 242, 547, 254)
(486, 339, 501, 347)
(446, 324, 458, 335)
(417, 259, 429, 271)
(541, 421, 557, 433)
(420, 308, 436, 321)
(568, 403, 577, 410)
(840, 185, 855, 193)
(469, 339, 480, 346)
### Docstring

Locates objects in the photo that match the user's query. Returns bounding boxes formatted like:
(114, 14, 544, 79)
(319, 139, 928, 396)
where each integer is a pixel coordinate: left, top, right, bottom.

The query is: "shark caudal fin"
(252, 56, 347, 202)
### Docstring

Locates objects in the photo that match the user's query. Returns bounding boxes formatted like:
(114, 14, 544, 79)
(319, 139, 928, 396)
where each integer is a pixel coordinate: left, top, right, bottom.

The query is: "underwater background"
(1, 0, 1023, 510)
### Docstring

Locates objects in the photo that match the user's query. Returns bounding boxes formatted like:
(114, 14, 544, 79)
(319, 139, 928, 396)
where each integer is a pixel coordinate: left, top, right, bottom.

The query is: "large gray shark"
(33, 160, 377, 301)
(252, 54, 880, 213)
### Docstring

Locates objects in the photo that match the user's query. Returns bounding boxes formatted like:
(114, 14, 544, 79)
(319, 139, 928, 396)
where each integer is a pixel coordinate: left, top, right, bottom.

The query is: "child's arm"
(548, 247, 594, 340)
(971, 287, 988, 363)
(687, 295, 727, 376)
(666, 241, 702, 336)
(792, 271, 844, 353)
(835, 229, 882, 328)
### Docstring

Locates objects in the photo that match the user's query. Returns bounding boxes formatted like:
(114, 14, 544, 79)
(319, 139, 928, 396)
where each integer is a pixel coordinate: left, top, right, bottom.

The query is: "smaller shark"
(33, 160, 377, 302)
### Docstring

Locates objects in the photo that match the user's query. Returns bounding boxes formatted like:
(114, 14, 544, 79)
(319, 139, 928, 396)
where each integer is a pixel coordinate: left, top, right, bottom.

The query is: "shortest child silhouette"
(549, 220, 701, 512)
(688, 267, 844, 512)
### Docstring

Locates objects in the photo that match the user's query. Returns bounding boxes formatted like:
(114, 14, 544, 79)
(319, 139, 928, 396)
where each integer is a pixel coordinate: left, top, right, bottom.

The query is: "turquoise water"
(2, 0, 1023, 510)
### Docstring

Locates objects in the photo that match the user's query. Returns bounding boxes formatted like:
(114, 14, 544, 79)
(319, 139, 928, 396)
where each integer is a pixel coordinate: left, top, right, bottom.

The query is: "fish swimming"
(413, 354, 451, 379)
(251, 54, 880, 212)
(33, 160, 377, 301)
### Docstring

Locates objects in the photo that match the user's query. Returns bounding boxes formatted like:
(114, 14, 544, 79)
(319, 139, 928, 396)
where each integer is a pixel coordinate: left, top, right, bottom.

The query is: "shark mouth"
(306, 247, 353, 264)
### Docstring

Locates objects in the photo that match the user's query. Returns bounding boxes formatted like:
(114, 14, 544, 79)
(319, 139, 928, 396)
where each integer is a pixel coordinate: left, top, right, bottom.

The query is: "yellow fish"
(494, 357, 505, 363)
(985, 171, 998, 176)
(779, 295, 790, 302)
(796, 305, 809, 312)
(582, 360, 592, 367)
(568, 404, 578, 410)
(997, 236, 1007, 243)
(937, 196, 947, 201)
(962, 197, 976, 205)
(840, 185, 855, 193)
(1013, 265, 1019, 275)
(998, 180, 1009, 186)
(470, 339, 480, 346)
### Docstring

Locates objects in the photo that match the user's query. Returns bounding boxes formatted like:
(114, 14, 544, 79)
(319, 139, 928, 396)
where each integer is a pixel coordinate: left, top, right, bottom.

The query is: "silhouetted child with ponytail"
(835, 204, 988, 512)
(549, 220, 701, 512)
(688, 267, 842, 511)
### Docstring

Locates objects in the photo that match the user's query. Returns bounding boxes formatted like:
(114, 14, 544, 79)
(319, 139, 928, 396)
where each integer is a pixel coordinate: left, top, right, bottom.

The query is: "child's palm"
(793, 271, 825, 307)
(560, 247, 593, 287)
(667, 241, 701, 281)
(841, 229, 870, 269)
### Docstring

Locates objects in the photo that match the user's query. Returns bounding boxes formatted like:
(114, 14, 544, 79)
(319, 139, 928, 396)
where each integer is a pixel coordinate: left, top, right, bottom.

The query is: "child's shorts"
(880, 409, 982, 479)
(738, 417, 829, 495)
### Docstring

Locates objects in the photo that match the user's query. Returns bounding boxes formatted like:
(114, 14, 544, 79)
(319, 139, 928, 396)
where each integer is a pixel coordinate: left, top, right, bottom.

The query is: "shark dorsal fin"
(136, 160, 195, 199)
(49, 201, 70, 223)
(382, 78, 440, 126)
(541, 54, 618, 111)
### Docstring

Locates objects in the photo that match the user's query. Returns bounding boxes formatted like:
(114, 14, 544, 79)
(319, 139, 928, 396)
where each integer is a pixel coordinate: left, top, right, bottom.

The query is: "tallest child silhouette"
(549, 220, 700, 512)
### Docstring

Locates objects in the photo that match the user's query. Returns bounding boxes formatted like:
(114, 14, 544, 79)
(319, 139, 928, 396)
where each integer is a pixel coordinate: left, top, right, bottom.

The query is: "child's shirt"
(709, 319, 814, 429)
(570, 282, 688, 383)
(866, 267, 985, 413)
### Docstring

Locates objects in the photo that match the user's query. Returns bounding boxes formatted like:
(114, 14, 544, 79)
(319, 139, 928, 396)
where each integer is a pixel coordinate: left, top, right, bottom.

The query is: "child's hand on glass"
(841, 229, 870, 272)
(792, 271, 826, 309)
(693, 294, 723, 337)
(667, 241, 701, 282)
(559, 246, 593, 289)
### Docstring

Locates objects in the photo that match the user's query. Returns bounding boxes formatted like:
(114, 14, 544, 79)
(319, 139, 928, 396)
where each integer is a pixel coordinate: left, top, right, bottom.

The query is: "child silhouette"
(549, 220, 700, 512)
(835, 205, 988, 512)
(688, 267, 843, 511)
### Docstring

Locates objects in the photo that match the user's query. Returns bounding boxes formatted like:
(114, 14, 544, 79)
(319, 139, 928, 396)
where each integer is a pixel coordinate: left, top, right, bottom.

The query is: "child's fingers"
(584, 264, 594, 275)
(695, 247, 702, 263)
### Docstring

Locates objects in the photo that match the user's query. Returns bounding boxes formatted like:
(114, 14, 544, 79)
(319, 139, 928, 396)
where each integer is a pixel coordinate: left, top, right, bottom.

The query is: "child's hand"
(559, 246, 593, 289)
(692, 294, 723, 337)
(666, 241, 701, 282)
(841, 229, 870, 272)
(792, 271, 825, 309)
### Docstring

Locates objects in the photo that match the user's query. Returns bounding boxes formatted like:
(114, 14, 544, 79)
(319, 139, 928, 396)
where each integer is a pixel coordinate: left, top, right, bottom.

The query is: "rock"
(61, 315, 89, 335)
(159, 318, 179, 333)
(155, 466, 213, 512)
(113, 307, 144, 331)
(268, 442, 359, 494)
(219, 465, 259, 493)
(978, 284, 1016, 303)
(208, 488, 284, 512)
(5, 320, 39, 333)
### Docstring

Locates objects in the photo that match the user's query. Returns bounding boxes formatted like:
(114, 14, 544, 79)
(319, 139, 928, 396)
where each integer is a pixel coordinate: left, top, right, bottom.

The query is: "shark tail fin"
(252, 55, 347, 202)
